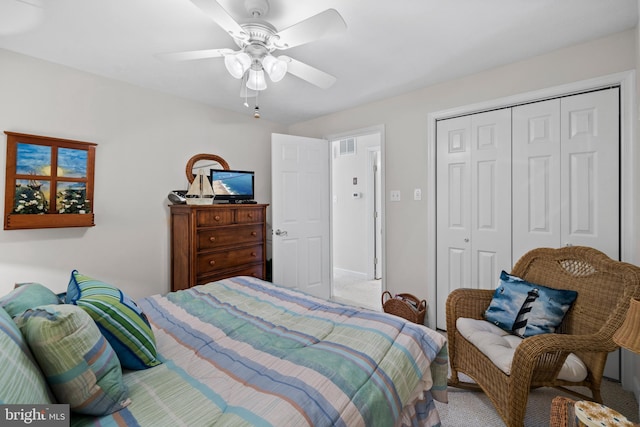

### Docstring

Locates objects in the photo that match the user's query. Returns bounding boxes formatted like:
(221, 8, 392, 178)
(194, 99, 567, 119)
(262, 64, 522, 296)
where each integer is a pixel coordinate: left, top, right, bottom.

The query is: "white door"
(436, 115, 471, 329)
(364, 147, 383, 280)
(373, 150, 382, 279)
(560, 89, 621, 380)
(470, 109, 512, 289)
(512, 89, 619, 261)
(480, 88, 621, 379)
(512, 99, 562, 262)
(436, 109, 512, 329)
(560, 89, 619, 259)
(271, 133, 331, 299)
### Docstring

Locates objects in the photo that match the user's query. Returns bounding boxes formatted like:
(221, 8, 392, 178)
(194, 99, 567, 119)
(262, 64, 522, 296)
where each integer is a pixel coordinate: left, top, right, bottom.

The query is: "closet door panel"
(512, 99, 561, 263)
(436, 116, 471, 328)
(561, 89, 619, 259)
(471, 109, 512, 289)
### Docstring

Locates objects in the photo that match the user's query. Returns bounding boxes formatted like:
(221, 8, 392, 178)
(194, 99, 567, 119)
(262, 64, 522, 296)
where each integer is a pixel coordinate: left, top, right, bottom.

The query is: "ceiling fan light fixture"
(246, 68, 267, 91)
(262, 55, 287, 82)
(224, 52, 251, 79)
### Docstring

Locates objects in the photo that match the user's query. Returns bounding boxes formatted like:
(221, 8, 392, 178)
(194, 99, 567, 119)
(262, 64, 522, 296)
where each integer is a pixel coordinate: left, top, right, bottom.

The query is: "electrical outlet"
(414, 188, 422, 201)
(390, 190, 401, 202)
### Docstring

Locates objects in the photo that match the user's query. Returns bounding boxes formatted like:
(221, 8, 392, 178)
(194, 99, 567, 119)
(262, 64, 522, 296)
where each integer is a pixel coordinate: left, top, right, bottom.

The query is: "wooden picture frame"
(4, 132, 96, 230)
(185, 153, 230, 183)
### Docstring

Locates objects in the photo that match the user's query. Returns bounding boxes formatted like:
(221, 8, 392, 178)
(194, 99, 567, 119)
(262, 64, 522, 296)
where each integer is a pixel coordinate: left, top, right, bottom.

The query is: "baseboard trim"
(333, 268, 367, 281)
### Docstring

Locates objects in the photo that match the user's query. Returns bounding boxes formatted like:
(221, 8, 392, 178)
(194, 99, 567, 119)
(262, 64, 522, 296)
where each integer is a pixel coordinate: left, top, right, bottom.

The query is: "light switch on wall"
(390, 190, 401, 202)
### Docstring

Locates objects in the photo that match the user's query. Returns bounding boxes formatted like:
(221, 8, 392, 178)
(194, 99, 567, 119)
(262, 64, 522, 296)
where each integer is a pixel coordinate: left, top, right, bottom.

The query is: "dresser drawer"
(196, 209, 234, 227)
(235, 208, 264, 224)
(197, 263, 264, 285)
(197, 245, 263, 275)
(197, 225, 262, 250)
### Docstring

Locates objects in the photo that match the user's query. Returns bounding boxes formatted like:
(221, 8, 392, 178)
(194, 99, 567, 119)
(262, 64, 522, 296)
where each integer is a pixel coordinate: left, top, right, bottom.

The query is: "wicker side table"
(550, 397, 636, 427)
(550, 396, 577, 427)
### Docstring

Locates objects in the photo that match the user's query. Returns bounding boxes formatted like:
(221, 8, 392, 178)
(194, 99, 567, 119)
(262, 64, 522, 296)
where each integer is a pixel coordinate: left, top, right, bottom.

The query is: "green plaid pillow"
(15, 304, 130, 415)
(0, 305, 53, 404)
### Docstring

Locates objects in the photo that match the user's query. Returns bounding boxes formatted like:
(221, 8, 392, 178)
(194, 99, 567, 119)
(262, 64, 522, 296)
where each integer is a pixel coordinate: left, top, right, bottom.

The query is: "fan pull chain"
(254, 88, 260, 118)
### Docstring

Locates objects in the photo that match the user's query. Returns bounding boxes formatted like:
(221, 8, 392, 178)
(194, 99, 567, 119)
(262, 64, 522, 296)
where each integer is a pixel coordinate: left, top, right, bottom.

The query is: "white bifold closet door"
(512, 89, 619, 262)
(436, 87, 620, 332)
(435, 109, 512, 329)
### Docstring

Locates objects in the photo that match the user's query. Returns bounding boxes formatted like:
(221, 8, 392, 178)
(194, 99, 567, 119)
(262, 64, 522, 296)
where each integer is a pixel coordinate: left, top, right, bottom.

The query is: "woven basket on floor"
(381, 291, 426, 324)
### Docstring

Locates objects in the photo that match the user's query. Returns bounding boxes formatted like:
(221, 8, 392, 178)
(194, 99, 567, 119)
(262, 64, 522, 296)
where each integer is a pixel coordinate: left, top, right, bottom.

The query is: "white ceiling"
(0, 0, 637, 125)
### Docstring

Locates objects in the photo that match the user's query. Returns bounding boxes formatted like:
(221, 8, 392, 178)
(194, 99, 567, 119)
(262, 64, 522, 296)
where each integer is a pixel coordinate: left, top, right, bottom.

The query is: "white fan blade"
(188, 0, 247, 41)
(272, 9, 346, 50)
(280, 56, 336, 89)
(156, 48, 233, 61)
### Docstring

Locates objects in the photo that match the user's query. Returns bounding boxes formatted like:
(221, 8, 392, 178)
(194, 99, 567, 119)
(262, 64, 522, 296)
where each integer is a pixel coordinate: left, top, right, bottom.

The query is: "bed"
(10, 275, 448, 426)
(76, 276, 449, 426)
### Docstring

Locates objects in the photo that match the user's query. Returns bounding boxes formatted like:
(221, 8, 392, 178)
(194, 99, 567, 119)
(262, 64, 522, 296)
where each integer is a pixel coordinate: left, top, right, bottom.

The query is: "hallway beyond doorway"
(332, 269, 382, 311)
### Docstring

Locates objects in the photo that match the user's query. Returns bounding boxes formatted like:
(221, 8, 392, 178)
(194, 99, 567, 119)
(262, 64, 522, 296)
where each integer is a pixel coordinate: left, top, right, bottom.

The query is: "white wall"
(289, 28, 637, 300)
(0, 48, 286, 299)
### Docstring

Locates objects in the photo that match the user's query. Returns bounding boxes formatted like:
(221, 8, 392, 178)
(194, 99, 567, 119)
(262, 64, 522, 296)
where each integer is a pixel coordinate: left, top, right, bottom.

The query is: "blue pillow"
(484, 271, 578, 337)
(66, 270, 161, 370)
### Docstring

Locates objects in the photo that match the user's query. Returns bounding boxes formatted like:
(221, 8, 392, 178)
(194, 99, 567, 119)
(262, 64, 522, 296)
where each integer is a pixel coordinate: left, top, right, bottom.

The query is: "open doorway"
(329, 128, 384, 310)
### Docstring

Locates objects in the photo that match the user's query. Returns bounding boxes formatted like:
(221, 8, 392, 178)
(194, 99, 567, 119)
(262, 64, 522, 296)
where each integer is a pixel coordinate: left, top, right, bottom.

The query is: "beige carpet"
(332, 273, 382, 311)
(435, 376, 639, 426)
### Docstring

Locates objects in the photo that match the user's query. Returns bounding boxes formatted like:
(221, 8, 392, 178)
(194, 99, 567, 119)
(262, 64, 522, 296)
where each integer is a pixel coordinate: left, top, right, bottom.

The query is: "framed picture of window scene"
(4, 132, 96, 230)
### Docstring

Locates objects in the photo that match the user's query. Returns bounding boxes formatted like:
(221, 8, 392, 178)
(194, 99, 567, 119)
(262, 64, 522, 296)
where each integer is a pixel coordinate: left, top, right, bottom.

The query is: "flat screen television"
(209, 169, 255, 203)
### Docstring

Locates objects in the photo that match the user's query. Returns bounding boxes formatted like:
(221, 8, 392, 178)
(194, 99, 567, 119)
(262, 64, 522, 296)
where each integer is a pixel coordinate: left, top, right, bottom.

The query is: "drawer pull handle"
(247, 214, 253, 219)
(251, 252, 256, 257)
(209, 236, 216, 242)
(209, 260, 216, 266)
(251, 232, 257, 237)
(214, 215, 221, 221)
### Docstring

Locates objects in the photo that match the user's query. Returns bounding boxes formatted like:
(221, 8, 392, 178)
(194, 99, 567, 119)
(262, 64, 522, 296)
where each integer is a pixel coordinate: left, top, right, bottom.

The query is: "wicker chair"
(446, 246, 640, 427)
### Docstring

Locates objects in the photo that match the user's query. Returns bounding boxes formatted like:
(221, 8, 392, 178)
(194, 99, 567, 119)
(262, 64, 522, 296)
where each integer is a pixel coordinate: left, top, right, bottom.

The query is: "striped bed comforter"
(72, 276, 448, 427)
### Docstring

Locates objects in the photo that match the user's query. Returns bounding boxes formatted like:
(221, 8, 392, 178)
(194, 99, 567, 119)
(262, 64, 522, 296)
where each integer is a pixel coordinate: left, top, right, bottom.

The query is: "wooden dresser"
(169, 203, 268, 291)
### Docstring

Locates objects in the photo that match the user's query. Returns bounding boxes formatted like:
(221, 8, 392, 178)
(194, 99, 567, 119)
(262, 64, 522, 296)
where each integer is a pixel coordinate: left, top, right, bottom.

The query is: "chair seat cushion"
(457, 317, 587, 382)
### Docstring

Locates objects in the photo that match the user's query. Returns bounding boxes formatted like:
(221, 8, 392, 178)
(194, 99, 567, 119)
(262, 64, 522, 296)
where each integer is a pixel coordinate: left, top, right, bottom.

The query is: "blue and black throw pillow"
(484, 271, 578, 337)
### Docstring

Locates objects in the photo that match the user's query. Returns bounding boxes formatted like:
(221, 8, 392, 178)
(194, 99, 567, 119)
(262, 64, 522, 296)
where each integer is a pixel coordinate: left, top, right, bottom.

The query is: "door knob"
(274, 229, 288, 237)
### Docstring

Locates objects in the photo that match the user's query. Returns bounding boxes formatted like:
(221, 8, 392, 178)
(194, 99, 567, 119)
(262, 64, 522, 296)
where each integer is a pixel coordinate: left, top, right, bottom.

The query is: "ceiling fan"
(159, 0, 347, 97)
